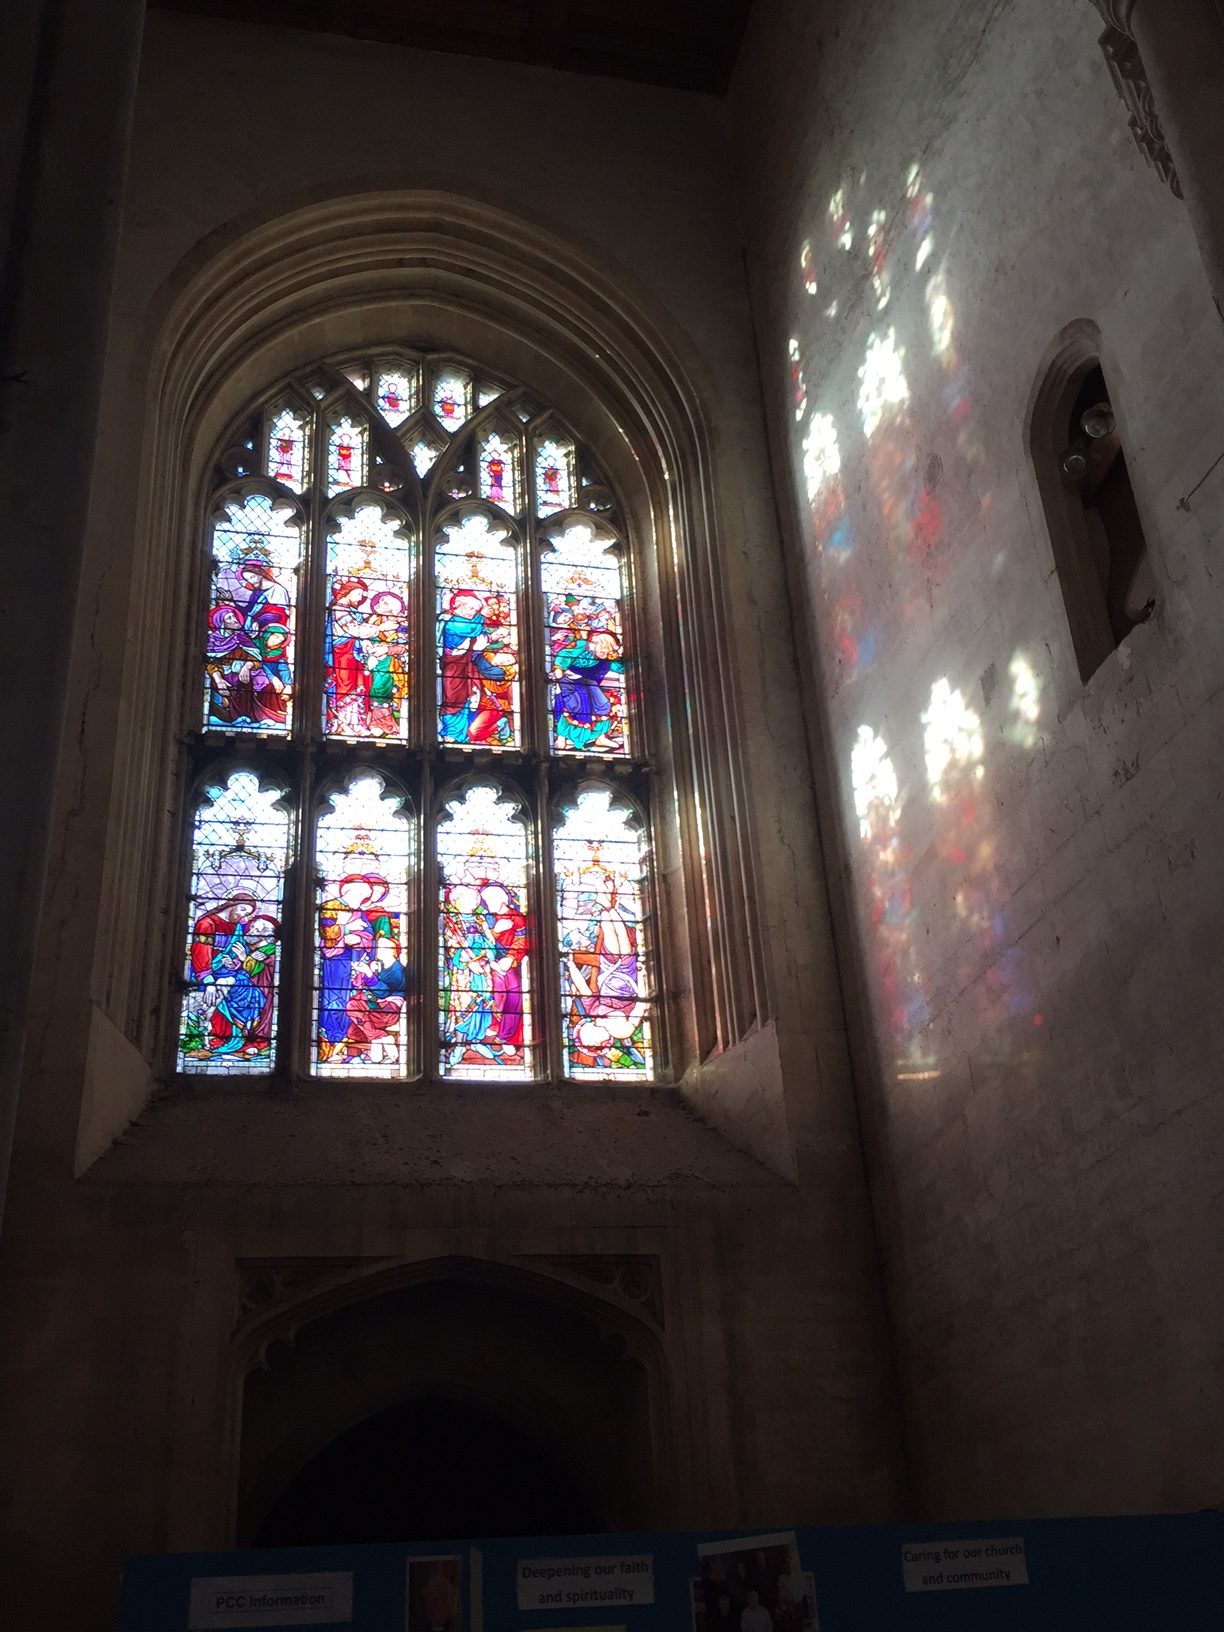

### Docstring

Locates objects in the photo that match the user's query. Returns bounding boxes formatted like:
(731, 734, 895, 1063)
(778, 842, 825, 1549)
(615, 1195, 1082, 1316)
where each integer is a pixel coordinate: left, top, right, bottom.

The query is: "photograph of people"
(693, 1534, 816, 1632)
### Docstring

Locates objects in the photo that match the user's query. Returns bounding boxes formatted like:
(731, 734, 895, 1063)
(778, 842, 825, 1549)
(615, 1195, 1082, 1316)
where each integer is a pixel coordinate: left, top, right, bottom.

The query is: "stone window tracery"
(178, 350, 658, 1083)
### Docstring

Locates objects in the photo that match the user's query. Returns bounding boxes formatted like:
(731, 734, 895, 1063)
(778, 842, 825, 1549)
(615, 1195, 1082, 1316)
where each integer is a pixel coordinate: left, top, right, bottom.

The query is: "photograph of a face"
(406, 1555, 462, 1632)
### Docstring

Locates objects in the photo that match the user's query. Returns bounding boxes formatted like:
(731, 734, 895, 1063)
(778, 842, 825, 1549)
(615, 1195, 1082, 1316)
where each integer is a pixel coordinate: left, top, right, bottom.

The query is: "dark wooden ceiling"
(151, 0, 754, 93)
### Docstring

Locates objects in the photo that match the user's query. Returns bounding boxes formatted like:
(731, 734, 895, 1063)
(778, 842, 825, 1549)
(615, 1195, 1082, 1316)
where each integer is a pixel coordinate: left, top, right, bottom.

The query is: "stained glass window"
(375, 363, 418, 427)
(478, 430, 520, 512)
(435, 512, 521, 748)
(437, 783, 533, 1079)
(266, 404, 309, 489)
(542, 521, 628, 756)
(534, 437, 575, 517)
(432, 368, 472, 432)
(204, 491, 301, 734)
(179, 772, 290, 1073)
(324, 503, 413, 742)
(326, 414, 369, 496)
(182, 347, 659, 1082)
(314, 774, 413, 1077)
(554, 787, 654, 1078)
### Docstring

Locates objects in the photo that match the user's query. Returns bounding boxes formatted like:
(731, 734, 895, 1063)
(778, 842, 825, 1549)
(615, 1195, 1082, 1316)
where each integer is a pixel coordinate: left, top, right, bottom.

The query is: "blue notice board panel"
(120, 1513, 1224, 1632)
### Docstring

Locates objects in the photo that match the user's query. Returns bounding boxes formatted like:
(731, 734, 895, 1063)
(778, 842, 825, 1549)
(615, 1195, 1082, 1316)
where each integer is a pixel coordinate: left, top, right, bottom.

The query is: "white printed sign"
(188, 1571, 354, 1628)
(517, 1555, 655, 1611)
(902, 1537, 1028, 1593)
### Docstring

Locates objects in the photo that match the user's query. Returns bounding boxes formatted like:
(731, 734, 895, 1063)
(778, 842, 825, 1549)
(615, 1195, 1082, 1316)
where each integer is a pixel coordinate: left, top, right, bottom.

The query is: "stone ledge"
(84, 1083, 785, 1189)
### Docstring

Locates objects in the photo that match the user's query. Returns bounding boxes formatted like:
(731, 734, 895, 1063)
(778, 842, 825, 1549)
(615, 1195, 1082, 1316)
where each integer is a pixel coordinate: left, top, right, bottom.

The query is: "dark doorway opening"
(255, 1396, 601, 1546)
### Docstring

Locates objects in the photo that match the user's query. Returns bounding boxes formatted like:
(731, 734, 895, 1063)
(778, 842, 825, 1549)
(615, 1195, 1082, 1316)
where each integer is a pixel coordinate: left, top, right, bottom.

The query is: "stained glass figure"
(266, 404, 309, 489)
(326, 415, 369, 496)
(313, 774, 413, 1077)
(478, 430, 519, 512)
(375, 365, 418, 427)
(411, 438, 441, 478)
(534, 437, 575, 517)
(204, 492, 300, 734)
(436, 783, 533, 1078)
(324, 503, 413, 742)
(541, 521, 628, 756)
(554, 786, 653, 1078)
(178, 771, 289, 1073)
(435, 513, 520, 748)
(432, 368, 473, 432)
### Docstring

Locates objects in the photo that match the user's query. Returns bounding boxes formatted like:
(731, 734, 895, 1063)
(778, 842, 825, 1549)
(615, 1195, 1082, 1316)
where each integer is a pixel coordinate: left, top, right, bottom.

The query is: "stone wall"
(0, 12, 901, 1625)
(733, 0, 1224, 1518)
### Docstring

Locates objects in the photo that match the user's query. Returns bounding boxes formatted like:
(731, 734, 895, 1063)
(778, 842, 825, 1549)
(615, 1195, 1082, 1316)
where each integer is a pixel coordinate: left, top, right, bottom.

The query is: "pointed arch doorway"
(234, 1259, 667, 1546)
(255, 1395, 600, 1546)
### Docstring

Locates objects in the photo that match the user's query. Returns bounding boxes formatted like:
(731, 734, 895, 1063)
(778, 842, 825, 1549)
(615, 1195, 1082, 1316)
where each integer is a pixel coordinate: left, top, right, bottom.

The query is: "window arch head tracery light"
(177, 348, 660, 1085)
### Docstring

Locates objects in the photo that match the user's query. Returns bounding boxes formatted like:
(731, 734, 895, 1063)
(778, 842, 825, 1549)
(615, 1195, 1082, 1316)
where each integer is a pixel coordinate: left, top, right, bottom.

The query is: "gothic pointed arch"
(96, 190, 770, 1102)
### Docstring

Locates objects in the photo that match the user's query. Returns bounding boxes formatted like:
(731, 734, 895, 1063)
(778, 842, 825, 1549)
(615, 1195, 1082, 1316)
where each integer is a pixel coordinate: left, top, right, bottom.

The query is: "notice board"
(120, 1512, 1224, 1631)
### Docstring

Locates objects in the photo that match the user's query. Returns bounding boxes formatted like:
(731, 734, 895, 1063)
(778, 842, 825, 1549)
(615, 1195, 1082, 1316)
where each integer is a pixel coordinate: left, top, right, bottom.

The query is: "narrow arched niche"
(235, 1263, 662, 1544)
(1028, 320, 1158, 682)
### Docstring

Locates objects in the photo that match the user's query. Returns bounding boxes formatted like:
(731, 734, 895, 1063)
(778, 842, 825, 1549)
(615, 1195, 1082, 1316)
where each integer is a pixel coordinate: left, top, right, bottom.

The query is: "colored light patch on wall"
(554, 787, 653, 1078)
(313, 774, 413, 1078)
(436, 783, 533, 1079)
(324, 504, 413, 743)
(204, 493, 300, 735)
(179, 772, 289, 1074)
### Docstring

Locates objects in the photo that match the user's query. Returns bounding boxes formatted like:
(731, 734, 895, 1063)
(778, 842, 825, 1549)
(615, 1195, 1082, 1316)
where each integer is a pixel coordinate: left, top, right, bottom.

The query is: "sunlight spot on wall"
(922, 678, 985, 802)
(828, 186, 854, 251)
(927, 272, 956, 361)
(1006, 652, 1043, 748)
(915, 234, 935, 271)
(788, 337, 808, 421)
(857, 330, 910, 438)
(867, 208, 891, 310)
(851, 724, 900, 838)
(802, 411, 842, 502)
(800, 239, 818, 295)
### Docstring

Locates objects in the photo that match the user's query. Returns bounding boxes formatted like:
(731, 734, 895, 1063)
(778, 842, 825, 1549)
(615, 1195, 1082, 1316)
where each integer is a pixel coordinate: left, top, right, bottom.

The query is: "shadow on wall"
(256, 1395, 601, 1545)
(237, 1265, 659, 1544)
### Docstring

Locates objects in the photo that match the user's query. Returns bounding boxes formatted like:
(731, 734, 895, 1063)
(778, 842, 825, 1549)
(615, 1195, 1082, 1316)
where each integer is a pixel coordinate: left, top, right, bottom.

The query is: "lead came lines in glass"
(204, 493, 301, 735)
(182, 349, 657, 1082)
(554, 787, 653, 1078)
(324, 504, 414, 742)
(437, 784, 533, 1080)
(314, 775, 413, 1078)
(179, 772, 289, 1074)
(436, 513, 521, 749)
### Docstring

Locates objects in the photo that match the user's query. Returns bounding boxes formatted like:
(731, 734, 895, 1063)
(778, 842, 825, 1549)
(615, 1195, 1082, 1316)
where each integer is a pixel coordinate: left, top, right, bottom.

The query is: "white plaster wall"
(734, 0, 1224, 1516)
